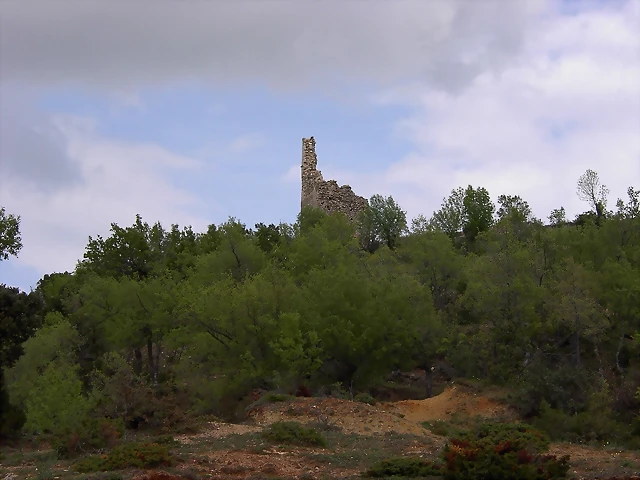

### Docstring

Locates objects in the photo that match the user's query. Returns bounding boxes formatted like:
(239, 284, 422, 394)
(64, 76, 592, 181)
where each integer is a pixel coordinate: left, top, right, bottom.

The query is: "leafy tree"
(0, 206, 22, 261)
(0, 286, 44, 435)
(430, 186, 495, 242)
(548, 207, 567, 226)
(430, 187, 465, 238)
(496, 195, 534, 224)
(462, 185, 495, 242)
(358, 194, 407, 252)
(577, 169, 609, 226)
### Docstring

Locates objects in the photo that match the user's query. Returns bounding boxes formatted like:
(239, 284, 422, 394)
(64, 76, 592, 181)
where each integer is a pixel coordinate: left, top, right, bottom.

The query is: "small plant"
(73, 441, 176, 473)
(261, 421, 326, 447)
(354, 392, 377, 405)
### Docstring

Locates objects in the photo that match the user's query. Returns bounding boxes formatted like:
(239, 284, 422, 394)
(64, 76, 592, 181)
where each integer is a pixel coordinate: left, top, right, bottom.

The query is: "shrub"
(457, 421, 550, 453)
(354, 392, 377, 405)
(245, 392, 294, 412)
(53, 417, 124, 459)
(532, 400, 633, 446)
(365, 457, 443, 477)
(261, 421, 326, 447)
(73, 442, 175, 473)
(364, 422, 570, 480)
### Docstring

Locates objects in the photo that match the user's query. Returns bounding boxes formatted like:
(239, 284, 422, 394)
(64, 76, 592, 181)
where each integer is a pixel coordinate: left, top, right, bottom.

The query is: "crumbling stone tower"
(300, 136, 367, 223)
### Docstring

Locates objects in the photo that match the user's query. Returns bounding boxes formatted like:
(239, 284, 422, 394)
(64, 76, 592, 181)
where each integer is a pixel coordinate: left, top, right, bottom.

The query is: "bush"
(457, 421, 550, 453)
(532, 400, 633, 446)
(261, 421, 326, 447)
(354, 392, 377, 405)
(365, 457, 443, 477)
(364, 422, 570, 480)
(53, 417, 124, 459)
(73, 442, 176, 473)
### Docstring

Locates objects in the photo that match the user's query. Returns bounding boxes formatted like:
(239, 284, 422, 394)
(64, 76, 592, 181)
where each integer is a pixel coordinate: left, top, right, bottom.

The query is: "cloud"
(228, 133, 266, 154)
(0, 88, 85, 193)
(0, 116, 213, 276)
(0, 0, 545, 94)
(336, 0, 640, 222)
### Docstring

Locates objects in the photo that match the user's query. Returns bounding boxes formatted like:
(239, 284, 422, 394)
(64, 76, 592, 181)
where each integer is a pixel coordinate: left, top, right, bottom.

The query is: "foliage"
(354, 392, 377, 405)
(358, 194, 407, 252)
(261, 421, 327, 447)
(366, 422, 568, 480)
(365, 456, 443, 477)
(73, 441, 175, 473)
(3, 171, 640, 449)
(0, 206, 22, 261)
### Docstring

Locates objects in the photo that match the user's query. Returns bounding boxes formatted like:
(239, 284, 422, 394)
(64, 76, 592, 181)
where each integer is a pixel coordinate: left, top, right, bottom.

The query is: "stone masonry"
(301, 136, 368, 223)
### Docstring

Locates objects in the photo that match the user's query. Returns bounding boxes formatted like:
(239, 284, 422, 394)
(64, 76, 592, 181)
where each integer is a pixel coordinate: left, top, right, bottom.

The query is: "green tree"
(462, 185, 495, 242)
(496, 195, 534, 224)
(0, 206, 22, 261)
(430, 186, 495, 242)
(430, 187, 465, 238)
(358, 194, 407, 252)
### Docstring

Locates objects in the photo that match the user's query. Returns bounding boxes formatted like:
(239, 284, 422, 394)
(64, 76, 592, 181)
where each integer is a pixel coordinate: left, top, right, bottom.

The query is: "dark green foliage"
(454, 422, 550, 454)
(261, 421, 327, 447)
(0, 206, 22, 261)
(73, 441, 175, 473)
(354, 392, 377, 405)
(366, 422, 568, 480)
(365, 457, 443, 477)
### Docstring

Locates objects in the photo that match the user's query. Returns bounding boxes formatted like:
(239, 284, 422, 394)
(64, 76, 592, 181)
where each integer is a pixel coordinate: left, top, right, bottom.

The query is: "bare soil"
(2, 383, 639, 480)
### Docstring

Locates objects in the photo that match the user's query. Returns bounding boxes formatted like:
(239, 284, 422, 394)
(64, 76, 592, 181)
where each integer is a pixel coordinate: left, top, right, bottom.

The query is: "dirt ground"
(2, 383, 640, 480)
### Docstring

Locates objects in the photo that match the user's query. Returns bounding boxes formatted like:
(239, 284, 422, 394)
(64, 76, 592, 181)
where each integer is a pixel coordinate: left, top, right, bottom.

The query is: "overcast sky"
(1, 0, 639, 291)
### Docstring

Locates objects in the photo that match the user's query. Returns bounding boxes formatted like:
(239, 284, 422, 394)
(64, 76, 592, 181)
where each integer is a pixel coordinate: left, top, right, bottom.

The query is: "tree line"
(0, 169, 638, 449)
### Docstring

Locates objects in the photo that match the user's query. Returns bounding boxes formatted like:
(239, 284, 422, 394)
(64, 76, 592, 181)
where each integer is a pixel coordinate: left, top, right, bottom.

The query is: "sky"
(0, 0, 639, 292)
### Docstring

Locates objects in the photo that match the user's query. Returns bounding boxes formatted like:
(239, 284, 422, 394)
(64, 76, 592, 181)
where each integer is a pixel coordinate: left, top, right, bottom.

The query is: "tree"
(497, 195, 534, 224)
(430, 186, 495, 242)
(0, 206, 22, 261)
(358, 194, 407, 252)
(462, 186, 495, 241)
(548, 207, 567, 227)
(430, 187, 465, 238)
(577, 169, 609, 226)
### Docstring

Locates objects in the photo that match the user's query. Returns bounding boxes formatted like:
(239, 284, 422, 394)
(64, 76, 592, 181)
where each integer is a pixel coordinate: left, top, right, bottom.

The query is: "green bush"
(365, 457, 443, 477)
(73, 441, 175, 473)
(53, 417, 124, 459)
(245, 392, 294, 412)
(365, 422, 570, 480)
(532, 400, 633, 446)
(354, 392, 377, 405)
(457, 421, 550, 453)
(261, 421, 326, 447)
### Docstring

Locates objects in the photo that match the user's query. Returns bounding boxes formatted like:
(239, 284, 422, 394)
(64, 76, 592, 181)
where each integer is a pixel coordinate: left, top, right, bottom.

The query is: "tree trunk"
(147, 334, 155, 380)
(133, 348, 142, 375)
(425, 366, 433, 399)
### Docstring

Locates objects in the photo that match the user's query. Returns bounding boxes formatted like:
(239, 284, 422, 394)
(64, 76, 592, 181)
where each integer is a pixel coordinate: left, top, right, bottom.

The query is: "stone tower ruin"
(300, 136, 367, 223)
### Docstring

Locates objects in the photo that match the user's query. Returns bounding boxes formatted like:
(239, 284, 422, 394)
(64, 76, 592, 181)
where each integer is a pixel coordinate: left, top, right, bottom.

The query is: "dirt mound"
(391, 385, 517, 424)
(247, 396, 440, 439)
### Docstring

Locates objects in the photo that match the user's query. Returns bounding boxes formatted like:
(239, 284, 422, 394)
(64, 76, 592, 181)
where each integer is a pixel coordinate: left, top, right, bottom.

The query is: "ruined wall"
(301, 136, 368, 223)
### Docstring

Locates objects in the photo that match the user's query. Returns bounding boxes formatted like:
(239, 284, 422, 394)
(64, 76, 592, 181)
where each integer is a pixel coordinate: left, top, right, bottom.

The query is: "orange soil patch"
(174, 422, 260, 444)
(247, 396, 441, 440)
(391, 385, 517, 423)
